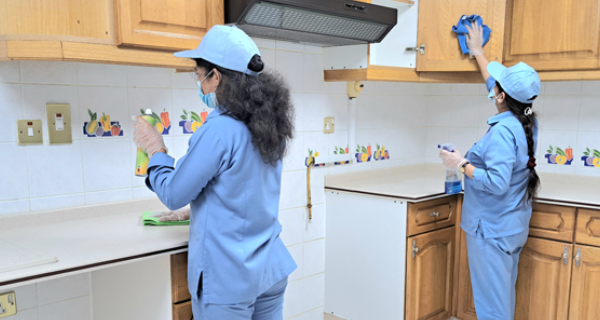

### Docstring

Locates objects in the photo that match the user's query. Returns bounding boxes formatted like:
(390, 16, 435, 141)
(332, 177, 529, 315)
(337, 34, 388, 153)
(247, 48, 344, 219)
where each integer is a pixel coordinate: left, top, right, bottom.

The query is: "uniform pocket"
(491, 231, 529, 255)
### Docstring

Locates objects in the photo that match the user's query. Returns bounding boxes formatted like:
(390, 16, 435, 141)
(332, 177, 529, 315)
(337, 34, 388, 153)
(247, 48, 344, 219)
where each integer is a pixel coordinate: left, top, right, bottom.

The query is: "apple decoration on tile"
(179, 109, 208, 134)
(582, 147, 600, 167)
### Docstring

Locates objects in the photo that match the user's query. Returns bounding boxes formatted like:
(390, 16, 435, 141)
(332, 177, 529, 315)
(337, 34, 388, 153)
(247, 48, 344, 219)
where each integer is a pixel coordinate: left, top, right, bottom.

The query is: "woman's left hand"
(133, 116, 167, 157)
(439, 149, 466, 170)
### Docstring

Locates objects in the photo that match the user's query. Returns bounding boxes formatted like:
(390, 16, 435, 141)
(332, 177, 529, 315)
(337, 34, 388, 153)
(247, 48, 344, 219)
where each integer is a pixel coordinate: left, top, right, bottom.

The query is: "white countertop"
(325, 164, 600, 208)
(0, 199, 189, 290)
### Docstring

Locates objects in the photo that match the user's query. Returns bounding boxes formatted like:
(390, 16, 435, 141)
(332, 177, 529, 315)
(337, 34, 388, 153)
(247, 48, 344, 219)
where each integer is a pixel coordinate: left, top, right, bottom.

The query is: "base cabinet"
(569, 245, 600, 320)
(406, 227, 455, 320)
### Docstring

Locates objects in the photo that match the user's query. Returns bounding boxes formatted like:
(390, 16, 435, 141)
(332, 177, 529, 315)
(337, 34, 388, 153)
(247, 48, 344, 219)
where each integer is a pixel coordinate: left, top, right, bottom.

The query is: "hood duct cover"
(225, 0, 398, 46)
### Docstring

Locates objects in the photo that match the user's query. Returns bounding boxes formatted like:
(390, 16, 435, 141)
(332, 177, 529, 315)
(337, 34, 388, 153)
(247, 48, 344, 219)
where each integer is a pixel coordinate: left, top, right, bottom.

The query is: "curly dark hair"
(193, 56, 294, 166)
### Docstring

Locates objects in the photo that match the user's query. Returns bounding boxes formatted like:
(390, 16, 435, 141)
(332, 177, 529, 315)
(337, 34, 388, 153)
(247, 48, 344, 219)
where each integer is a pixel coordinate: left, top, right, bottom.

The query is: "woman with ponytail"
(439, 23, 540, 320)
(133, 25, 296, 319)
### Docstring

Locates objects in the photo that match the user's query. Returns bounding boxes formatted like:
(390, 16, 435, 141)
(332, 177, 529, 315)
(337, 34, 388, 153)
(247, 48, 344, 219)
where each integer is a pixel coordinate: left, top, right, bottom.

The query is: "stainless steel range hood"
(225, 0, 398, 46)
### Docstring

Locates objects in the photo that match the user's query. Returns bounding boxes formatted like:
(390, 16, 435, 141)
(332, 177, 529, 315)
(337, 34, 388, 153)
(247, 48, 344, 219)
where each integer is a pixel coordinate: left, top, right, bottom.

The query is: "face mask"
(197, 70, 220, 109)
(488, 90, 501, 103)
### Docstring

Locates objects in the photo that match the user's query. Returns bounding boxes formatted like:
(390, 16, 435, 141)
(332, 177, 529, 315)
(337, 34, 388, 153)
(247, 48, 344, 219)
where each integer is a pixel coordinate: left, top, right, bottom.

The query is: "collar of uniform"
(205, 106, 225, 122)
(487, 111, 513, 126)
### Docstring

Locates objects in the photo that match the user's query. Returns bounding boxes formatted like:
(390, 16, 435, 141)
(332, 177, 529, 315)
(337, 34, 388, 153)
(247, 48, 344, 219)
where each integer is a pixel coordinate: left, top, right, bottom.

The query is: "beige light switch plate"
(46, 103, 72, 144)
(17, 120, 43, 145)
(0, 291, 17, 318)
(323, 117, 335, 134)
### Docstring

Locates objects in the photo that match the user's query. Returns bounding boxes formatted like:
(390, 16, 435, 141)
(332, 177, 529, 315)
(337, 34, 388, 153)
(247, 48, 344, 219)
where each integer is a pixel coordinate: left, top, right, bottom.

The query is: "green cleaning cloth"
(143, 211, 190, 226)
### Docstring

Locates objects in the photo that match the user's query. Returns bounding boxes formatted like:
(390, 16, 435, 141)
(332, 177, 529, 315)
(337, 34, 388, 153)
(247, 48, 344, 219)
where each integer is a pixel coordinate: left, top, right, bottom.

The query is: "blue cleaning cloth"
(452, 15, 491, 55)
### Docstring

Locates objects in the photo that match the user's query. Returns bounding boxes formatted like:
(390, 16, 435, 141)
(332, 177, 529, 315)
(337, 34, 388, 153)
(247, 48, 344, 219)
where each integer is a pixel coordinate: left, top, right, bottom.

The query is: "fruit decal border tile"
(545, 145, 573, 165)
(179, 109, 208, 134)
(305, 149, 325, 167)
(138, 109, 171, 135)
(372, 144, 390, 161)
(355, 144, 372, 163)
(83, 109, 123, 137)
(332, 146, 350, 165)
(582, 148, 600, 167)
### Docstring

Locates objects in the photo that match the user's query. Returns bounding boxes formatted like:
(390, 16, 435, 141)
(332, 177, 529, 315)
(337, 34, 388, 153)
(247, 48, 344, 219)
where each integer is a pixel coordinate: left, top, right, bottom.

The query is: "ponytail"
(497, 82, 540, 201)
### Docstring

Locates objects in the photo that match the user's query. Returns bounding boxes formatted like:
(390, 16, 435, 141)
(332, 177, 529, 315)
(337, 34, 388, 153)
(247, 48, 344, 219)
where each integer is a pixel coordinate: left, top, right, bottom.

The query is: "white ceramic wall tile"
(0, 61, 21, 83)
(0, 199, 30, 215)
(290, 93, 305, 133)
(286, 244, 303, 282)
(171, 71, 197, 89)
(283, 280, 304, 319)
(304, 54, 328, 94)
(304, 131, 329, 161)
(356, 96, 380, 130)
(304, 204, 325, 242)
(126, 87, 173, 137)
(77, 86, 129, 138)
(576, 131, 600, 168)
(538, 130, 578, 174)
(171, 88, 208, 136)
(426, 96, 450, 127)
(308, 167, 326, 206)
(449, 127, 479, 155)
(85, 189, 133, 205)
(11, 284, 37, 311)
(544, 81, 582, 96)
(451, 84, 481, 96)
(133, 187, 156, 199)
(172, 136, 191, 160)
(29, 194, 85, 212)
(76, 63, 127, 86)
(0, 83, 22, 142)
(543, 96, 580, 131)
(302, 273, 325, 311)
(410, 83, 430, 96)
(304, 45, 323, 55)
(328, 130, 349, 156)
(451, 96, 483, 128)
(21, 84, 80, 142)
(303, 239, 325, 277)
(26, 141, 84, 197)
(582, 81, 600, 95)
(82, 139, 131, 192)
(261, 48, 277, 72)
(303, 94, 330, 132)
(37, 273, 90, 306)
(328, 82, 346, 95)
(371, 82, 396, 96)
(252, 37, 276, 49)
(477, 101, 499, 128)
(279, 171, 307, 210)
(276, 41, 304, 52)
(125, 66, 172, 88)
(325, 95, 348, 131)
(0, 143, 30, 201)
(579, 96, 600, 132)
(426, 127, 450, 157)
(38, 296, 92, 320)
(276, 51, 304, 93)
(284, 134, 305, 171)
(9, 309, 38, 320)
(280, 207, 305, 246)
(395, 83, 417, 96)
(425, 83, 453, 96)
(20, 61, 78, 85)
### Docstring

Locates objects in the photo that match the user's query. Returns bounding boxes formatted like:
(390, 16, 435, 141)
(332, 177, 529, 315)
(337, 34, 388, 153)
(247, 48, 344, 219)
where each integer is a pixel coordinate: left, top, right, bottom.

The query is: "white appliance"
(325, 190, 408, 319)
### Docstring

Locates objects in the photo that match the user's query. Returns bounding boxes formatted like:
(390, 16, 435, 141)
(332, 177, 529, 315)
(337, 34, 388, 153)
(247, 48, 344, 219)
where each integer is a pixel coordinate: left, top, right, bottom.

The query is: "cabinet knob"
(412, 240, 420, 259)
(575, 248, 582, 267)
(562, 246, 569, 265)
(430, 211, 440, 218)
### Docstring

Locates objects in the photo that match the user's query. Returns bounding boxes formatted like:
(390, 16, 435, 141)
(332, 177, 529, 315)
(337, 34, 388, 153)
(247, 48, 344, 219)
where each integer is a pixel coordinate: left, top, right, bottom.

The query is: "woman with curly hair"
(132, 25, 296, 319)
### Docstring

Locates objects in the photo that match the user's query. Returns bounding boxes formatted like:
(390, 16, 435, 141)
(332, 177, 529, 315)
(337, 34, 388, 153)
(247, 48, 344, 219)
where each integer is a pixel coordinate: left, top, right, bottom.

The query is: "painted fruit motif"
(185, 121, 193, 132)
(594, 158, 600, 167)
(96, 125, 105, 137)
(587, 157, 596, 166)
(161, 110, 170, 128)
(86, 121, 98, 136)
(555, 155, 567, 165)
(549, 154, 558, 164)
(111, 124, 121, 136)
(100, 113, 111, 131)
(192, 122, 202, 132)
(361, 153, 368, 162)
(156, 123, 164, 134)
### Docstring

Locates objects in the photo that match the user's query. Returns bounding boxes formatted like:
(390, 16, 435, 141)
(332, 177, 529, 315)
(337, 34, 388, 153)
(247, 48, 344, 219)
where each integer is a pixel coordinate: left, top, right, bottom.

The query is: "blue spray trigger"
(438, 144, 456, 152)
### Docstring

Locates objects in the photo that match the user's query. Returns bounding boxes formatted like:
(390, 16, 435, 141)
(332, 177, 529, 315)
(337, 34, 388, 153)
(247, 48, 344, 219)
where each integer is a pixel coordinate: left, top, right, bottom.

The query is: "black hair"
(193, 55, 294, 166)
(497, 82, 540, 202)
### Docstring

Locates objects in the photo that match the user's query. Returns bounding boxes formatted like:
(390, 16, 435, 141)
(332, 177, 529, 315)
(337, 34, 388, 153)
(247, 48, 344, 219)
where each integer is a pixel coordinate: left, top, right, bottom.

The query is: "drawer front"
(171, 252, 191, 303)
(173, 301, 193, 320)
(407, 196, 457, 236)
(529, 203, 576, 242)
(576, 208, 600, 247)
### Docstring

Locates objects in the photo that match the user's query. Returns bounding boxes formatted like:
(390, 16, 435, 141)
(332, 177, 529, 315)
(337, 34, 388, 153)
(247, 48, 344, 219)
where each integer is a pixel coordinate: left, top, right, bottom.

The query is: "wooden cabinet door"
(576, 208, 600, 247)
(173, 301, 193, 320)
(504, 0, 600, 71)
(456, 231, 478, 320)
(114, 0, 223, 50)
(514, 237, 572, 320)
(171, 252, 191, 303)
(407, 196, 457, 236)
(416, 0, 506, 72)
(406, 227, 455, 320)
(569, 245, 600, 320)
(529, 203, 576, 242)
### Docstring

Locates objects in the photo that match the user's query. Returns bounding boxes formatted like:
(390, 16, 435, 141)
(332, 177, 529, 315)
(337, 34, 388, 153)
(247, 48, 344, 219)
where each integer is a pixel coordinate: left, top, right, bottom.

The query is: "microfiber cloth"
(452, 15, 492, 55)
(143, 211, 190, 226)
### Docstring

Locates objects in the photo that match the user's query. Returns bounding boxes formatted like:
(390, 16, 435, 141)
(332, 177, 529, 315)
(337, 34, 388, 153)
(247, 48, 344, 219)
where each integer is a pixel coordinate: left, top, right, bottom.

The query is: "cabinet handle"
(562, 246, 569, 265)
(575, 248, 581, 267)
(412, 240, 420, 259)
(430, 211, 440, 218)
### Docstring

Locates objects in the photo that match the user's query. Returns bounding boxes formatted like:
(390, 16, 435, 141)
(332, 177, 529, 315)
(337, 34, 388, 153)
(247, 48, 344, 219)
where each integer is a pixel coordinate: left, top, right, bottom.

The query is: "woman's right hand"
(152, 207, 191, 222)
(466, 22, 485, 58)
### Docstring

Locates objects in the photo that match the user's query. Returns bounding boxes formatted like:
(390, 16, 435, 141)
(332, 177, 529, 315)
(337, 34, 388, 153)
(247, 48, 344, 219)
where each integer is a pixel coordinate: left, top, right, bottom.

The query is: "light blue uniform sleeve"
(146, 127, 228, 210)
(486, 76, 496, 93)
(472, 125, 516, 195)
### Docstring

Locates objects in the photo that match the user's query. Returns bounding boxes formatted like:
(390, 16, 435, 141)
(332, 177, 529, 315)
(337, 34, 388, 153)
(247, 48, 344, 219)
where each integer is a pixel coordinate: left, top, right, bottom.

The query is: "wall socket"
(0, 292, 17, 318)
(17, 120, 43, 145)
(46, 103, 72, 144)
(323, 117, 335, 134)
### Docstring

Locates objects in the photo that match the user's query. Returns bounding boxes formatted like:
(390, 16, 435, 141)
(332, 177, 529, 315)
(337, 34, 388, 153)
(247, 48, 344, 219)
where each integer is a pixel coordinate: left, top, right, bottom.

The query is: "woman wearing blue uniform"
(133, 25, 297, 319)
(439, 23, 541, 320)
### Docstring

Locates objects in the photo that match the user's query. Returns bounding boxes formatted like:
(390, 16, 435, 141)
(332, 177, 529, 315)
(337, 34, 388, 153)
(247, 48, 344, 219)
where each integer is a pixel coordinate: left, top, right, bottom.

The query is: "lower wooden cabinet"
(173, 301, 193, 320)
(456, 232, 477, 320)
(569, 244, 600, 320)
(406, 227, 455, 320)
(171, 252, 192, 320)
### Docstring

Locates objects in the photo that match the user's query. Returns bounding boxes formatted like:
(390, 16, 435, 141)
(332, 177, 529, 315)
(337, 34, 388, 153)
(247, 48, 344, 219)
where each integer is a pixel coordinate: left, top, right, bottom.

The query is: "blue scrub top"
(146, 107, 297, 304)
(462, 77, 538, 238)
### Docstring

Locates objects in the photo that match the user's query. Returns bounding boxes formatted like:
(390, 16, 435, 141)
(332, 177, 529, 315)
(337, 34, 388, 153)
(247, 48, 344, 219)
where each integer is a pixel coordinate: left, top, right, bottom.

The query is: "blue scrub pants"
(191, 277, 288, 320)
(466, 228, 528, 320)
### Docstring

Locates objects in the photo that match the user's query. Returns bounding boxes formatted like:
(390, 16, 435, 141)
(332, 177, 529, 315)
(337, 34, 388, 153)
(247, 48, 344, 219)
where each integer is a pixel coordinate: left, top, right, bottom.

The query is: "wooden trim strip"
(0, 245, 188, 288)
(6, 41, 63, 59)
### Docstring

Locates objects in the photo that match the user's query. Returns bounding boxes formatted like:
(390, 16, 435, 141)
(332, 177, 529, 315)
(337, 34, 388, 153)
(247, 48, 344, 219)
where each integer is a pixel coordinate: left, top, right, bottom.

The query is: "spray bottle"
(438, 143, 462, 195)
(135, 109, 157, 177)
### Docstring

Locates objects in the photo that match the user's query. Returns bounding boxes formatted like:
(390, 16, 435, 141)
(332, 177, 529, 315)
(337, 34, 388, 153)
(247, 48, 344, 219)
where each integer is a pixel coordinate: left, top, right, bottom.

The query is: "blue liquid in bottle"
(439, 143, 463, 195)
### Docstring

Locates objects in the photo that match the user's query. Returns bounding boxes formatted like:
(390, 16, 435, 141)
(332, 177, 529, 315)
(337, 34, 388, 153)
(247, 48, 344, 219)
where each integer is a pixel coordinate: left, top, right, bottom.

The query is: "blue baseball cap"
(487, 61, 541, 104)
(174, 25, 261, 76)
